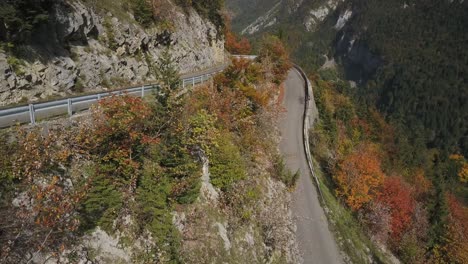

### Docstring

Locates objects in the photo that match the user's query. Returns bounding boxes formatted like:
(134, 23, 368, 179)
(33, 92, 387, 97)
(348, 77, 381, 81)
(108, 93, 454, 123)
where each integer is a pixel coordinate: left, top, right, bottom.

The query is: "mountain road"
(279, 69, 343, 264)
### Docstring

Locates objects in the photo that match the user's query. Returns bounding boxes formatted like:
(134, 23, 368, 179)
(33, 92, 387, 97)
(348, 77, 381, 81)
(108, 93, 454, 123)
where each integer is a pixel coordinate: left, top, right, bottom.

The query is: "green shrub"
(0, 133, 15, 191)
(159, 136, 201, 204)
(273, 155, 299, 188)
(0, 0, 49, 44)
(7, 56, 25, 76)
(74, 78, 85, 93)
(155, 49, 181, 97)
(103, 16, 118, 50)
(81, 171, 123, 231)
(210, 134, 246, 191)
(100, 77, 110, 88)
(131, 0, 153, 27)
(318, 68, 338, 81)
(136, 160, 181, 261)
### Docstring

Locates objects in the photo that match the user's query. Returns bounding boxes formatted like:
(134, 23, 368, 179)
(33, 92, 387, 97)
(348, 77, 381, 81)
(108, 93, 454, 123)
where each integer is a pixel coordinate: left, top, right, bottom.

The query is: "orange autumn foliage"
(258, 35, 292, 84)
(32, 176, 86, 231)
(225, 31, 252, 55)
(214, 58, 273, 108)
(460, 163, 468, 183)
(334, 143, 385, 210)
(224, 16, 251, 55)
(334, 143, 383, 207)
(91, 95, 159, 186)
(377, 177, 415, 241)
(410, 168, 432, 199)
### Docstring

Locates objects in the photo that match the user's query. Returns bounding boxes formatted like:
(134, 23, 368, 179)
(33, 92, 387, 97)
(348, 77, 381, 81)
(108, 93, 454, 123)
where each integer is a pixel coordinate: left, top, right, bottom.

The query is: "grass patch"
(74, 78, 85, 93)
(103, 16, 118, 51)
(273, 154, 299, 188)
(311, 156, 393, 264)
(7, 56, 25, 76)
(100, 78, 111, 88)
(109, 76, 131, 87)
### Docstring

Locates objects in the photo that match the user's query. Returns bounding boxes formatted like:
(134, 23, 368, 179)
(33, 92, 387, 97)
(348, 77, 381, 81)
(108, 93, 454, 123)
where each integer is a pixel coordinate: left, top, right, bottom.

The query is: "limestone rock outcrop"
(0, 0, 226, 106)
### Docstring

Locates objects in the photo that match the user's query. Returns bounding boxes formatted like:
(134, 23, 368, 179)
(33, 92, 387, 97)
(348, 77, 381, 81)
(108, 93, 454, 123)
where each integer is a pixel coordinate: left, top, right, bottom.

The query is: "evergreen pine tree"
(157, 49, 181, 90)
(428, 160, 450, 258)
(136, 160, 181, 262)
(81, 172, 122, 231)
(132, 0, 153, 27)
(160, 136, 200, 204)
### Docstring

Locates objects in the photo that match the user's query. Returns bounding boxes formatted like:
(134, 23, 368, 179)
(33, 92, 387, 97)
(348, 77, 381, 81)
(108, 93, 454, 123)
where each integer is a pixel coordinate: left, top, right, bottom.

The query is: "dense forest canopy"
(347, 0, 468, 158)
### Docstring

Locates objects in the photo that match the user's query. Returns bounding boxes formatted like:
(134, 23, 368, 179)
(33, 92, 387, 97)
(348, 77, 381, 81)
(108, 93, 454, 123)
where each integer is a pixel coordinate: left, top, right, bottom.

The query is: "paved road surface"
(279, 69, 343, 264)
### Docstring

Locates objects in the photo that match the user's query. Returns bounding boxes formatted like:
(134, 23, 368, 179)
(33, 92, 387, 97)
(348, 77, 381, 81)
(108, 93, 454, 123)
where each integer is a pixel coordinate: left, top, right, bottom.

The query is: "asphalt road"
(279, 69, 343, 264)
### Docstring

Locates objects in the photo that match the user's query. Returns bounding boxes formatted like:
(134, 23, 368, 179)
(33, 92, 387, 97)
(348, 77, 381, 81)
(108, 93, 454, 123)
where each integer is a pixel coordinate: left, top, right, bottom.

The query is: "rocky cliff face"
(0, 0, 226, 106)
(227, 0, 346, 36)
(227, 0, 381, 79)
(334, 30, 383, 84)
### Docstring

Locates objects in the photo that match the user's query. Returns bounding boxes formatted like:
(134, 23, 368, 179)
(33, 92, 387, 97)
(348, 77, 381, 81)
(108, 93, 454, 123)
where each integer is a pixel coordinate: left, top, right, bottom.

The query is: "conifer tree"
(155, 48, 181, 107)
(136, 161, 181, 261)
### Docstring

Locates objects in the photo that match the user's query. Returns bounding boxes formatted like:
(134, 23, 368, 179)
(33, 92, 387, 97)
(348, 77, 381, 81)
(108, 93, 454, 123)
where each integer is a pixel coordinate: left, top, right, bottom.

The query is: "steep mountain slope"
(342, 0, 468, 158)
(228, 0, 468, 157)
(227, 0, 468, 263)
(225, 0, 280, 33)
(0, 1, 303, 263)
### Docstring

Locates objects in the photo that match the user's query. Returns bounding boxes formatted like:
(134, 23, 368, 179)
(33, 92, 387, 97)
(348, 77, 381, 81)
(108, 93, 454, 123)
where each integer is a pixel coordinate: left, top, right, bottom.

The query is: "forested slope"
(345, 0, 468, 158)
(228, 0, 468, 157)
(227, 0, 468, 263)
(225, 0, 279, 32)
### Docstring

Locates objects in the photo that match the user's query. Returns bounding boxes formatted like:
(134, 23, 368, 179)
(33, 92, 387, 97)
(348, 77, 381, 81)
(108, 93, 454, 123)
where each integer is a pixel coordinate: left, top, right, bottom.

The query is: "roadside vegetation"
(309, 68, 468, 264)
(0, 36, 294, 263)
(224, 15, 252, 55)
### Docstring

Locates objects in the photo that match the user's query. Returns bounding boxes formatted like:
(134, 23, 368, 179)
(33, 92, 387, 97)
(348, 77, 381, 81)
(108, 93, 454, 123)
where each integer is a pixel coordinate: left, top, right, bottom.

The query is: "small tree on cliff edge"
(257, 34, 291, 84)
(155, 48, 181, 106)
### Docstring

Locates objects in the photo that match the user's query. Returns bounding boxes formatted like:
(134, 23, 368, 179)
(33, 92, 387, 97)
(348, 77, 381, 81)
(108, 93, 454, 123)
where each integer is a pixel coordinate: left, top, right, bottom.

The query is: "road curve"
(279, 69, 343, 264)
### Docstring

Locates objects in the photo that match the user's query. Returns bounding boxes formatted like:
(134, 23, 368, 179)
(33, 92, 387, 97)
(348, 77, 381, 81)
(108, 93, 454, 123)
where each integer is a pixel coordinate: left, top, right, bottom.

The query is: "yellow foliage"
(459, 163, 468, 183)
(449, 154, 468, 183)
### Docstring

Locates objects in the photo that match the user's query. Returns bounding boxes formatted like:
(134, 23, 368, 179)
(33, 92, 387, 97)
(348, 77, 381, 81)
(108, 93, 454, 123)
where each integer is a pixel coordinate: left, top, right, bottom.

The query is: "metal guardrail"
(293, 64, 324, 201)
(0, 70, 221, 128)
(231, 55, 258, 60)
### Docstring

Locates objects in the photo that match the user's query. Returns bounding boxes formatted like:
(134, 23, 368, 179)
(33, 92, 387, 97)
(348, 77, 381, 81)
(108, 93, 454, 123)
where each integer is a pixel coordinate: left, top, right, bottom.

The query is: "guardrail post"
(28, 104, 36, 125)
(141, 85, 145, 98)
(182, 79, 185, 89)
(98, 94, 101, 100)
(67, 98, 72, 117)
(192, 77, 195, 87)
